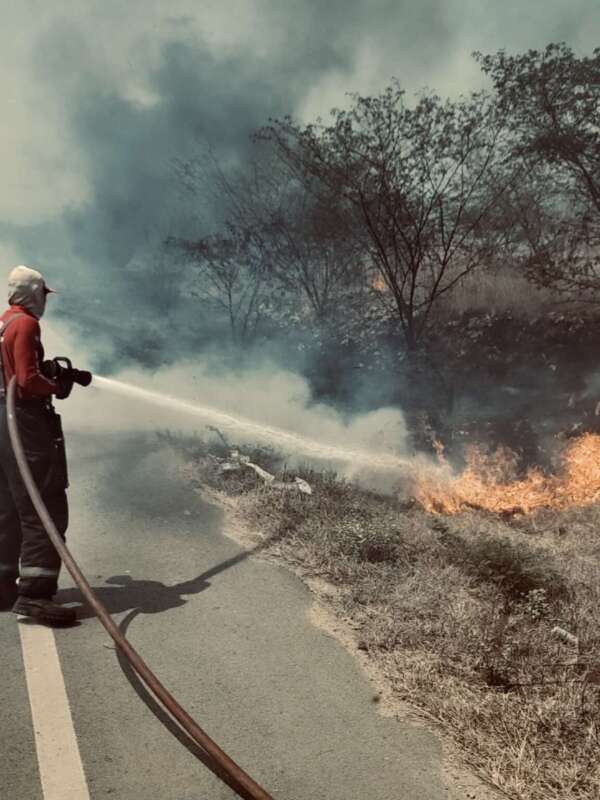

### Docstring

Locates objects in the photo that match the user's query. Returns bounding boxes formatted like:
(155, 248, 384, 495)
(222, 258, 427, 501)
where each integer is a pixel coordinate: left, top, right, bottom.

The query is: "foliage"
(261, 84, 520, 348)
(167, 45, 600, 441)
(477, 44, 600, 297)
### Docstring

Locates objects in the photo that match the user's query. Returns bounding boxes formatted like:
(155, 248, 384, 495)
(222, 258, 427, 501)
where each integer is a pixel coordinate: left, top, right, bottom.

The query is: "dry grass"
(187, 455, 600, 800)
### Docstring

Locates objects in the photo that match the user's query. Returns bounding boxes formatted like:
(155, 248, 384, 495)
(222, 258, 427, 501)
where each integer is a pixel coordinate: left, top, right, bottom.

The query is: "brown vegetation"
(181, 443, 600, 800)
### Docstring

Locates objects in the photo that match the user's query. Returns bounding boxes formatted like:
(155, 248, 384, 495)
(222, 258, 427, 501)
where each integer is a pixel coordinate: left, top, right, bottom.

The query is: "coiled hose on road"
(7, 376, 274, 800)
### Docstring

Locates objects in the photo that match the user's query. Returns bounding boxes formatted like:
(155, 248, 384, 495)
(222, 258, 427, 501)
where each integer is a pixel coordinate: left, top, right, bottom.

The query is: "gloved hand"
(55, 373, 74, 400)
(41, 359, 74, 399)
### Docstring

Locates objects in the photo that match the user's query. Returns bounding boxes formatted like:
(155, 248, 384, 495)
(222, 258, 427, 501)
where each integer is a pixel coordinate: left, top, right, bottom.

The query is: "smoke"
(44, 319, 410, 490)
(1, 1, 598, 371)
(2, 3, 599, 486)
(61, 347, 409, 454)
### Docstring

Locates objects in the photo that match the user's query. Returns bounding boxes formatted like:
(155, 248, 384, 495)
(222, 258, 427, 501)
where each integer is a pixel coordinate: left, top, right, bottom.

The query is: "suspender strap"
(0, 314, 26, 398)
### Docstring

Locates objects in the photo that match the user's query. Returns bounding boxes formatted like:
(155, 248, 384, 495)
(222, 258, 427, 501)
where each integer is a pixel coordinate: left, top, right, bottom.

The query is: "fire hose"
(6, 375, 274, 800)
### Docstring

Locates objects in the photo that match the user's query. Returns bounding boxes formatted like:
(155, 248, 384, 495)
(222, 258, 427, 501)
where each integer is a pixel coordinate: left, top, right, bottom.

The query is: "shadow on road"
(56, 539, 274, 793)
(55, 549, 254, 620)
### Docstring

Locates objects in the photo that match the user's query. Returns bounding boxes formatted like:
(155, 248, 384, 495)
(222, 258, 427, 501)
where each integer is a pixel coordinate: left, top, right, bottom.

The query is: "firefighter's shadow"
(55, 550, 251, 619)
(56, 546, 266, 790)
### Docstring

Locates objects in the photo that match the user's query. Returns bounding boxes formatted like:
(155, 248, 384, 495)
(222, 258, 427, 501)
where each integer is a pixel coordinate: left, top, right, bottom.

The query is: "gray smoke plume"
(0, 0, 596, 390)
(1, 2, 597, 366)
(44, 319, 412, 495)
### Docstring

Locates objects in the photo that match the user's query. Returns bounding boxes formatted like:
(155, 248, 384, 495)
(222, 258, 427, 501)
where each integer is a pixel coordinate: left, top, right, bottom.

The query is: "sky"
(0, 0, 597, 365)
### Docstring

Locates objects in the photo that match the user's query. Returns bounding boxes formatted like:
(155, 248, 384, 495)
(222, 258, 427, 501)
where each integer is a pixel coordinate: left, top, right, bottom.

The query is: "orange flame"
(371, 274, 386, 292)
(416, 433, 600, 515)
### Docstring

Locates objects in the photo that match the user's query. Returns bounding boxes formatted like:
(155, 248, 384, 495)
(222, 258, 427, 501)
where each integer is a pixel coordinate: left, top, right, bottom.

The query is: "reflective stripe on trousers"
(20, 566, 60, 579)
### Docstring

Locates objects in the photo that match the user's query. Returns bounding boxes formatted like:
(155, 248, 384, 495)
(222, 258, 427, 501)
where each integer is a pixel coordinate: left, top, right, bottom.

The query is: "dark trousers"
(0, 401, 69, 598)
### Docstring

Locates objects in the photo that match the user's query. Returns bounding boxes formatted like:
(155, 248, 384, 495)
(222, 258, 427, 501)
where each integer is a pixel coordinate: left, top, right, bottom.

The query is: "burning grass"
(416, 432, 600, 515)
(178, 433, 600, 800)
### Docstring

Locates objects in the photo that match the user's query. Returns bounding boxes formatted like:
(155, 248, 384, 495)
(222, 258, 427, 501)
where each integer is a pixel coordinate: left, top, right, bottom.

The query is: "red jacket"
(0, 306, 57, 398)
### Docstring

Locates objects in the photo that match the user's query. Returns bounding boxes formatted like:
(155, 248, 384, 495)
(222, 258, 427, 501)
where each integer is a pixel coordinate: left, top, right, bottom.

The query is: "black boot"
(0, 580, 17, 611)
(12, 596, 77, 626)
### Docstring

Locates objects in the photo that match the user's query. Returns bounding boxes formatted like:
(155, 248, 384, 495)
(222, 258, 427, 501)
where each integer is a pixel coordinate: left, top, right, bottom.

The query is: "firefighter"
(0, 265, 77, 625)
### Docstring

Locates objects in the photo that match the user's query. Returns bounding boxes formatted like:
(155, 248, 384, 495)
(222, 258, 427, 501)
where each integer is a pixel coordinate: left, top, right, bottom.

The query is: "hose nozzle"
(53, 357, 92, 387)
(43, 357, 92, 389)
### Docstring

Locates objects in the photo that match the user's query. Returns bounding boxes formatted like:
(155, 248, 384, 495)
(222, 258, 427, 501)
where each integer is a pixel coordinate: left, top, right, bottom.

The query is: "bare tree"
(177, 149, 365, 325)
(261, 84, 522, 349)
(167, 224, 268, 342)
(478, 44, 600, 298)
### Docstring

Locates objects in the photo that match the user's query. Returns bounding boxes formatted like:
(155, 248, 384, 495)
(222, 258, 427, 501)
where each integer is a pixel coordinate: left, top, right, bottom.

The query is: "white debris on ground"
(551, 626, 579, 648)
(219, 450, 312, 495)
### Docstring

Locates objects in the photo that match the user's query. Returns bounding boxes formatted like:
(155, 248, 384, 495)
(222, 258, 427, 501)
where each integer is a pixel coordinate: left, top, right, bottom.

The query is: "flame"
(371, 273, 386, 292)
(416, 433, 600, 515)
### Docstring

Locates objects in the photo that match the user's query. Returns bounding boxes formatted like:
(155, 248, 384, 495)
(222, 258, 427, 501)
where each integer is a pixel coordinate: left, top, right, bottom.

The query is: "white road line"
(19, 621, 91, 800)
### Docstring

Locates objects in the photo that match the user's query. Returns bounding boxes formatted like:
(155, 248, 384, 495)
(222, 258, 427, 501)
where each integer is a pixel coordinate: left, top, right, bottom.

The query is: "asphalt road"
(1, 432, 456, 800)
